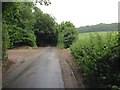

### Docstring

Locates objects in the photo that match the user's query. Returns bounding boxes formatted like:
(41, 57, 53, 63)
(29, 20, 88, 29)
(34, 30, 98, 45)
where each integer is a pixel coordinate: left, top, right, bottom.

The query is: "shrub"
(8, 25, 36, 48)
(70, 32, 120, 88)
(2, 24, 9, 61)
(57, 21, 78, 48)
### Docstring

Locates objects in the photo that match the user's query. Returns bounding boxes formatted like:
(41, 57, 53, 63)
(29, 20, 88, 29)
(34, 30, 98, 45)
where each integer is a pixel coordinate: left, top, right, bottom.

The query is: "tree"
(58, 21, 78, 48)
(2, 2, 37, 61)
(3, 2, 36, 48)
(33, 7, 57, 46)
(35, 0, 51, 5)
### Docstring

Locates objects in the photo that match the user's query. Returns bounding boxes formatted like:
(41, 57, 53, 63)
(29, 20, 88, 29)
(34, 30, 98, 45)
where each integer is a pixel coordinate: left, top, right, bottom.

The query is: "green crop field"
(78, 31, 118, 40)
(70, 31, 120, 88)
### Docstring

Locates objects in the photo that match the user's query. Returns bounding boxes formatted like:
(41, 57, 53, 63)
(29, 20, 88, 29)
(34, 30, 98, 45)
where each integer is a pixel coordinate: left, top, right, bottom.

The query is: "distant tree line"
(77, 23, 118, 33)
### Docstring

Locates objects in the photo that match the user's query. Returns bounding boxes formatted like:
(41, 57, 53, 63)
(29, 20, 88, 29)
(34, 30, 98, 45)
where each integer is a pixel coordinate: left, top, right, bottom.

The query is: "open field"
(78, 31, 118, 40)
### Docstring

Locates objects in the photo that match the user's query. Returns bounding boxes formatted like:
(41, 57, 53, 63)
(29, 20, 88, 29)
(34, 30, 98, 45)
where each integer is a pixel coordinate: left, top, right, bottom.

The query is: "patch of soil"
(2, 60, 13, 73)
(3, 47, 42, 74)
(57, 48, 85, 88)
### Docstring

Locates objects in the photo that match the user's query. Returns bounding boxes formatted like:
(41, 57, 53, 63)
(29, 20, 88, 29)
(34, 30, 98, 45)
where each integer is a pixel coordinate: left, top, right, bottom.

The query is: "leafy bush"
(63, 27, 78, 48)
(7, 25, 36, 48)
(2, 24, 9, 61)
(57, 21, 78, 48)
(34, 8, 58, 46)
(70, 32, 120, 88)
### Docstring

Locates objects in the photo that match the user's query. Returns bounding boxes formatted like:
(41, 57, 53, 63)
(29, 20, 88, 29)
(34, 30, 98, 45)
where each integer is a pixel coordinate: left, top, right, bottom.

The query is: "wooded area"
(2, 2, 77, 61)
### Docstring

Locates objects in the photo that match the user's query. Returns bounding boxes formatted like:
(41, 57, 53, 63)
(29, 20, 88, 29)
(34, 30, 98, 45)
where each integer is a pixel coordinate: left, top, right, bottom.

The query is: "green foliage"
(2, 24, 9, 61)
(78, 23, 118, 33)
(34, 7, 58, 46)
(2, 2, 58, 50)
(70, 31, 120, 88)
(2, 2, 36, 49)
(57, 21, 78, 48)
(2, 2, 37, 61)
(63, 27, 77, 48)
(35, 0, 51, 5)
(8, 25, 36, 48)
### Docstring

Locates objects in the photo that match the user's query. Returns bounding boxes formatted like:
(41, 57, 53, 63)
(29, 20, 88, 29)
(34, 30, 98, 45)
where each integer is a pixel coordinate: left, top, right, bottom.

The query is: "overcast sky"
(37, 0, 119, 27)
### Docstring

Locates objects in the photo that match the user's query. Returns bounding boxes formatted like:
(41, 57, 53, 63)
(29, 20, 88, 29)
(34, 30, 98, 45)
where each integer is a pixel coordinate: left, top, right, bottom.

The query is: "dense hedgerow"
(70, 31, 120, 88)
(8, 25, 36, 48)
(2, 24, 9, 61)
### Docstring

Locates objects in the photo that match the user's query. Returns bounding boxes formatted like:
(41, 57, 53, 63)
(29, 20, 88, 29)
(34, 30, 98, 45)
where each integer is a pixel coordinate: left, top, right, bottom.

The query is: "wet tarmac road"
(3, 47, 64, 88)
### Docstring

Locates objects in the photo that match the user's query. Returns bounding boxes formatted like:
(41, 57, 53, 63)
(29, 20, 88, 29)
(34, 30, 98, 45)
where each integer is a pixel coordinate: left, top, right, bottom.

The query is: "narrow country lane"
(3, 47, 64, 88)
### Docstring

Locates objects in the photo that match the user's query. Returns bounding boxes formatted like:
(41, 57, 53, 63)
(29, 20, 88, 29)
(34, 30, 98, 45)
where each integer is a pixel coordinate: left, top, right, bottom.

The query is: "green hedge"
(7, 25, 36, 48)
(70, 32, 120, 88)
(2, 24, 9, 61)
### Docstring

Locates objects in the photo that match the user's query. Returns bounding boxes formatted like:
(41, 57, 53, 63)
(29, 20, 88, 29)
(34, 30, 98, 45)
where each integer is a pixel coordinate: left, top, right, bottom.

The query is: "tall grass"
(70, 31, 120, 88)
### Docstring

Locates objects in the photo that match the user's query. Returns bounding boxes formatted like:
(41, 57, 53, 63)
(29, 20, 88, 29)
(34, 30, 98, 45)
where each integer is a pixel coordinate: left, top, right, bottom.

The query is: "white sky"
(37, 0, 119, 27)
